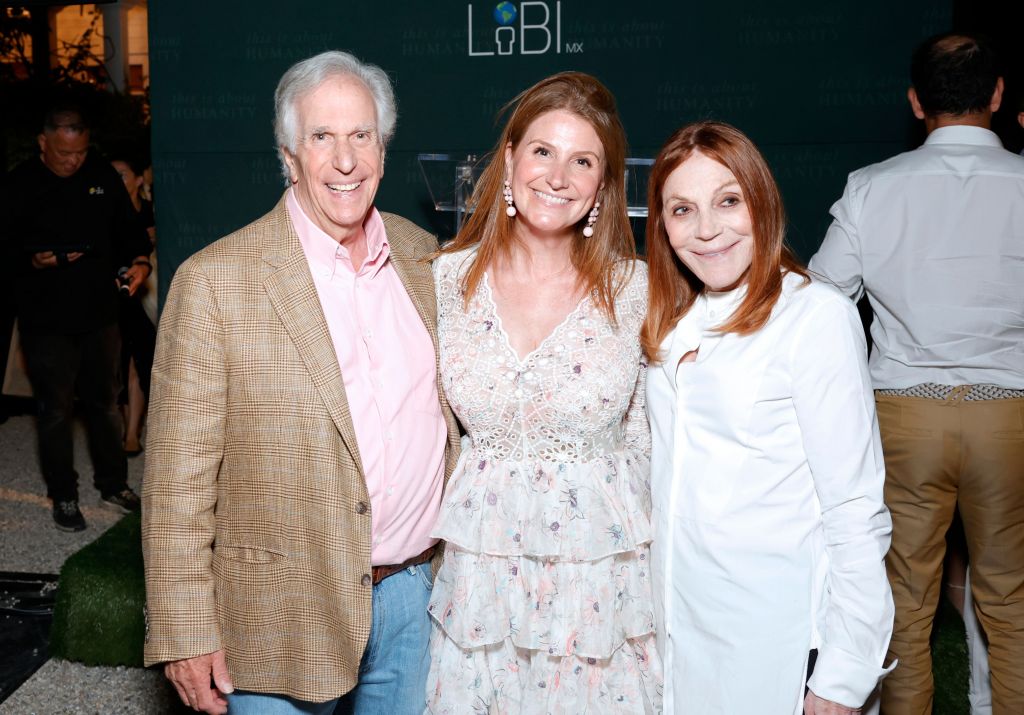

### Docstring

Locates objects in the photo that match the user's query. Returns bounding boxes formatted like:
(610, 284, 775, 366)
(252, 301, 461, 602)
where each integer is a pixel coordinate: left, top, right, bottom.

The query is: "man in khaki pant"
(810, 33, 1024, 715)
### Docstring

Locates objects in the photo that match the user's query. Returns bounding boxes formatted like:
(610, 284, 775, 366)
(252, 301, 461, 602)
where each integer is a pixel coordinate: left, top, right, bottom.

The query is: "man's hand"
(164, 649, 234, 714)
(31, 250, 83, 269)
(804, 690, 861, 715)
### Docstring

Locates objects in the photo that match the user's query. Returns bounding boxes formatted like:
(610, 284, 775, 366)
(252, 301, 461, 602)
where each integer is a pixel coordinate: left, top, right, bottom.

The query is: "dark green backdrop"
(149, 0, 951, 301)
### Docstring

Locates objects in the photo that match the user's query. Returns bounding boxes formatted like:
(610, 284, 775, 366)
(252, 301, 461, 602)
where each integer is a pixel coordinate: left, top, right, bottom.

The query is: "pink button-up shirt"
(287, 189, 446, 566)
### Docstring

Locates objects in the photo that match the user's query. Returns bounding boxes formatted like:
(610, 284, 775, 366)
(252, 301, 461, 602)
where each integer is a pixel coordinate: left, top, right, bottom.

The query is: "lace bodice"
(434, 248, 650, 466)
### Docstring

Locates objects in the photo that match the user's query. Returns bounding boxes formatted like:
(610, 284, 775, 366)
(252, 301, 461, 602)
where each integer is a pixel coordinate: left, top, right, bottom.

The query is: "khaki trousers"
(876, 394, 1024, 715)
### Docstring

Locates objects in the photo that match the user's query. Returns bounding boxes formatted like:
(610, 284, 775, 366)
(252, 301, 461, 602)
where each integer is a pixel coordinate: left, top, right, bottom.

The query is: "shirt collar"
(286, 187, 389, 277)
(660, 283, 748, 385)
(701, 283, 748, 325)
(924, 125, 1003, 149)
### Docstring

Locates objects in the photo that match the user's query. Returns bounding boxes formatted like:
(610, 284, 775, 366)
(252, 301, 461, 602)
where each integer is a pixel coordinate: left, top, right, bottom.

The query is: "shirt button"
(356, 502, 368, 515)
(364, 329, 373, 339)
(386, 487, 394, 496)
(361, 574, 372, 587)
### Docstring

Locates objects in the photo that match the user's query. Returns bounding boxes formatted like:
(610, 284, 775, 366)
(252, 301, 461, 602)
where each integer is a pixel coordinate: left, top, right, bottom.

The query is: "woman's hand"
(122, 260, 152, 296)
(804, 690, 861, 715)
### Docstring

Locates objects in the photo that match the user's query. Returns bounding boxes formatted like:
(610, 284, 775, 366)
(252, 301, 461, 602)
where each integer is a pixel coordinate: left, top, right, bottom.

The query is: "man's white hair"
(273, 50, 397, 183)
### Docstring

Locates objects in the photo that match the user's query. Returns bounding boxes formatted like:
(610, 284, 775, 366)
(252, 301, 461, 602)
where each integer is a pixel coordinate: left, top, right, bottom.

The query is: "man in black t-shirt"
(1, 106, 152, 531)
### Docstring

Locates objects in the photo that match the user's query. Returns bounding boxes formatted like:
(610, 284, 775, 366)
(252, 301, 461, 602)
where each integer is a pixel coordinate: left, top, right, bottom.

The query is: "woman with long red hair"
(426, 73, 660, 713)
(643, 121, 893, 714)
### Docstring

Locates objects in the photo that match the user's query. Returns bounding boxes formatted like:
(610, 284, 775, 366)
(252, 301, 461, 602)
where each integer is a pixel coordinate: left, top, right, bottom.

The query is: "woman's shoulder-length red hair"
(441, 71, 635, 321)
(640, 121, 807, 363)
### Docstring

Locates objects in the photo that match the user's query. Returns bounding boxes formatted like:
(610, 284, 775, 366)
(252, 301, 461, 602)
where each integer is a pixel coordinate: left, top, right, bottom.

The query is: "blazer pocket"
(213, 549, 296, 654)
(212, 548, 292, 611)
(215, 544, 287, 565)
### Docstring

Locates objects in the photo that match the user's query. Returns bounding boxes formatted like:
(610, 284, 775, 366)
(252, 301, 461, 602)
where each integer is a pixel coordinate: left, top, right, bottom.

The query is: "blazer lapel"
(261, 196, 364, 478)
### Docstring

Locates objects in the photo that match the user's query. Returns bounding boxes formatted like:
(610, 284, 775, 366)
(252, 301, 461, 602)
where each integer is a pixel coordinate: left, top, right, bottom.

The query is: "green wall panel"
(149, 0, 951, 301)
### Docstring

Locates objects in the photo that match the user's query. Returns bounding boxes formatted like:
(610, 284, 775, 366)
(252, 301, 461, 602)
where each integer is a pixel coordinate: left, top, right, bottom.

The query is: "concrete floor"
(0, 413, 183, 714)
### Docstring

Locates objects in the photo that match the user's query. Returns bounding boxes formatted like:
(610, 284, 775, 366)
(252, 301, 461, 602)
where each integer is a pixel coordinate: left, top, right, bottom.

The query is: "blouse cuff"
(807, 644, 896, 709)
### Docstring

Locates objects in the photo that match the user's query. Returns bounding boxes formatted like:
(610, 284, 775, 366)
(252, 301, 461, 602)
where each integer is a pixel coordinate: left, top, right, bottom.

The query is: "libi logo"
(467, 1, 581, 56)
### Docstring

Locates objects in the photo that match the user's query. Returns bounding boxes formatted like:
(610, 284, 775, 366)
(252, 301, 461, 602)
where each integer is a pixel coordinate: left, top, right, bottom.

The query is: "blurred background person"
(1018, 92, 1024, 155)
(0, 179, 16, 424)
(111, 154, 156, 456)
(810, 33, 1024, 715)
(0, 103, 150, 531)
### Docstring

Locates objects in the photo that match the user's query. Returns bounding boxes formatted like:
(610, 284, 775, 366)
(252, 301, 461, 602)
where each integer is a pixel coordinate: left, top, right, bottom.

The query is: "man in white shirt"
(809, 33, 1024, 715)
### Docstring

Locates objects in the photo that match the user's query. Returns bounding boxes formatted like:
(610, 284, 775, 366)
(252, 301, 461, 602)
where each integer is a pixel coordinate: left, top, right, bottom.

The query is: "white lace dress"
(426, 248, 661, 714)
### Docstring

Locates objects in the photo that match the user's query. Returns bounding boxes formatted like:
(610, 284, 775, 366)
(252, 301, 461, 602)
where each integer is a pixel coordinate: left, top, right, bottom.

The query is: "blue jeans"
(228, 562, 433, 714)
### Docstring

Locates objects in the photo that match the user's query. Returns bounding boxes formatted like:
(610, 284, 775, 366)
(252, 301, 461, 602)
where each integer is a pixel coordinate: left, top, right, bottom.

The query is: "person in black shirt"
(1, 105, 151, 531)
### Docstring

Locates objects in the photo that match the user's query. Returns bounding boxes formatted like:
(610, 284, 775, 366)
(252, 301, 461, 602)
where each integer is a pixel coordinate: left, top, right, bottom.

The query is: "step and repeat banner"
(149, 0, 950, 299)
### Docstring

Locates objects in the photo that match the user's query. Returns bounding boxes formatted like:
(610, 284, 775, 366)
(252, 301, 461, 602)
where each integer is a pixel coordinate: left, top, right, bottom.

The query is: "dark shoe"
(53, 500, 87, 532)
(101, 487, 141, 514)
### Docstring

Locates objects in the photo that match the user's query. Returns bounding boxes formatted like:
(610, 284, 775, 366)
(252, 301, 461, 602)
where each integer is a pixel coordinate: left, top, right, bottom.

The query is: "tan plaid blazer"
(141, 195, 460, 702)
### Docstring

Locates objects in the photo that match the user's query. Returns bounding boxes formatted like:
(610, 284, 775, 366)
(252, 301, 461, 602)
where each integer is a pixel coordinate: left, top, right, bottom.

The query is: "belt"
(876, 383, 1024, 401)
(371, 545, 436, 586)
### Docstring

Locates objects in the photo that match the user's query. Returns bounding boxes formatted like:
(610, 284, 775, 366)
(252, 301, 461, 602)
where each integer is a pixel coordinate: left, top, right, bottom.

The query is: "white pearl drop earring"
(583, 201, 600, 237)
(503, 180, 517, 217)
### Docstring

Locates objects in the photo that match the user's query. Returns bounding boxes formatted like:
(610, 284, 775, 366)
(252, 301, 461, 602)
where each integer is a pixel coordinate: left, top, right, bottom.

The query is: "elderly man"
(810, 33, 1024, 715)
(142, 51, 460, 714)
(1, 105, 150, 530)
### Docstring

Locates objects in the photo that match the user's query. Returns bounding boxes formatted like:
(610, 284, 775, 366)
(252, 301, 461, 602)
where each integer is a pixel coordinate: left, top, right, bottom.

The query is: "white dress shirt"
(809, 125, 1024, 389)
(647, 273, 894, 714)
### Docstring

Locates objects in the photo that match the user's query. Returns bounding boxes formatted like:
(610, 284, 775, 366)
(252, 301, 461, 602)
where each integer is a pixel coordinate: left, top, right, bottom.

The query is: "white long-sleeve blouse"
(647, 271, 894, 714)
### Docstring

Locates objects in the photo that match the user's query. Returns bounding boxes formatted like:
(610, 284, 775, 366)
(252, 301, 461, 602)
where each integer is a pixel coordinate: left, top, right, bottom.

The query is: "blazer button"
(356, 502, 368, 515)
(361, 574, 372, 587)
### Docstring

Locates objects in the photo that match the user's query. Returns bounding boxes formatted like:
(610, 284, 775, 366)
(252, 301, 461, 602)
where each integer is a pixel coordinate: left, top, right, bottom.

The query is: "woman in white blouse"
(641, 121, 894, 715)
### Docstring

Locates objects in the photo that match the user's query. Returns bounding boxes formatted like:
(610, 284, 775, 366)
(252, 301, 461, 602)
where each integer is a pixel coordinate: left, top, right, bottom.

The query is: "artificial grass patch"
(49, 512, 145, 667)
(932, 597, 969, 715)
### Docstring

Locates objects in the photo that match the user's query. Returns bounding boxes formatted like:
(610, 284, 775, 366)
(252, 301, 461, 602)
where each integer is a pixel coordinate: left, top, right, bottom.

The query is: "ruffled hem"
(427, 627, 662, 714)
(428, 544, 655, 658)
(432, 449, 653, 561)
